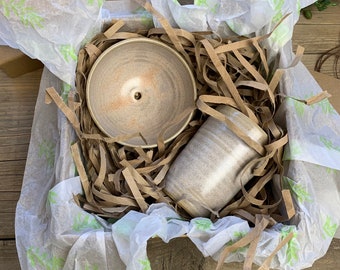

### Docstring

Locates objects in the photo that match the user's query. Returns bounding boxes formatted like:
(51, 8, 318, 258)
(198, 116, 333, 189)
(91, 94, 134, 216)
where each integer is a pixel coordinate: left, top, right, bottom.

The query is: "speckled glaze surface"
(164, 105, 268, 217)
(86, 38, 196, 148)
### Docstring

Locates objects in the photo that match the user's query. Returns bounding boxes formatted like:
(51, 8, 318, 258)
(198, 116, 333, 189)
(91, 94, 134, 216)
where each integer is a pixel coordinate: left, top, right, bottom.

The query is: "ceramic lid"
(86, 37, 196, 148)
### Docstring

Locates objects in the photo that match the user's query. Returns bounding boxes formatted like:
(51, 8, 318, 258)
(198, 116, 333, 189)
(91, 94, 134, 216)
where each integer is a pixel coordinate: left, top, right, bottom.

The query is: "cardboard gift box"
(312, 71, 340, 113)
(10, 1, 340, 269)
(0, 46, 43, 78)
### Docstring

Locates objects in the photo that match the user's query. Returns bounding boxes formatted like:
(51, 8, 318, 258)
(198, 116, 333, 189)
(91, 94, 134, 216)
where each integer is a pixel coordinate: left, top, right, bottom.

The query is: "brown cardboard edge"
(0, 46, 43, 78)
(310, 70, 340, 113)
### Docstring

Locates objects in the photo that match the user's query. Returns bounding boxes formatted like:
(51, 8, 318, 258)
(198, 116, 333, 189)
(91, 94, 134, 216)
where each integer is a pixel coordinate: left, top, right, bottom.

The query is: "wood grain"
(147, 237, 340, 270)
(0, 196, 20, 213)
(148, 237, 244, 270)
(1, 1, 340, 269)
(0, 213, 16, 239)
(298, 12, 340, 26)
(299, 54, 337, 76)
(293, 24, 340, 54)
(292, 0, 340, 76)
(2, 237, 340, 270)
(0, 160, 27, 192)
(0, 69, 41, 243)
(298, 1, 340, 24)
(0, 240, 21, 270)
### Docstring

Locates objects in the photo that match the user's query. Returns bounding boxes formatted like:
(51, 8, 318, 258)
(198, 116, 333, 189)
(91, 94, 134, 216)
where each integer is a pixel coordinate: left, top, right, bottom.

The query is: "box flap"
(311, 71, 340, 113)
(0, 46, 43, 77)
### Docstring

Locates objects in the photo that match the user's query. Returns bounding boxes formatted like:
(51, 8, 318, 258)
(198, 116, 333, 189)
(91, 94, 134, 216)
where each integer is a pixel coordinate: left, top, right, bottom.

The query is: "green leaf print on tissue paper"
(133, 7, 153, 28)
(61, 82, 71, 104)
(234, 231, 247, 238)
(326, 167, 338, 175)
(84, 262, 99, 270)
(195, 0, 218, 14)
(27, 247, 64, 270)
(296, 0, 301, 14)
(281, 226, 299, 266)
(47, 190, 58, 205)
(322, 216, 338, 239)
(283, 177, 312, 204)
(226, 231, 248, 253)
(59, 44, 77, 63)
(72, 213, 101, 232)
(286, 96, 307, 118)
(320, 136, 340, 152)
(283, 140, 303, 160)
(195, 0, 208, 6)
(1, 0, 44, 28)
(319, 99, 337, 115)
(87, 0, 104, 8)
(38, 139, 55, 169)
(289, 96, 335, 117)
(139, 258, 151, 270)
(194, 219, 212, 231)
(272, 0, 285, 23)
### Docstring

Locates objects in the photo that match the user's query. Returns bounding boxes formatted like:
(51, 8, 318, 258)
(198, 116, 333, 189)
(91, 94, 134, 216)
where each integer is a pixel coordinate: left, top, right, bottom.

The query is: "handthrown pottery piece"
(86, 37, 196, 148)
(164, 105, 268, 217)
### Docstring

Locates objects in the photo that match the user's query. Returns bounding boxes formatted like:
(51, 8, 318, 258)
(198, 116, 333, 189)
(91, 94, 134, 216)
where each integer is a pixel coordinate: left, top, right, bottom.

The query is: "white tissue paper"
(11, 0, 340, 269)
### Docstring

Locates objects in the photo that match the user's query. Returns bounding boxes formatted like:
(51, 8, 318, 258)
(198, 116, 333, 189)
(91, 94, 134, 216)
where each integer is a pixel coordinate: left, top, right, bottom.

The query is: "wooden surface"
(292, 2, 340, 77)
(0, 68, 42, 268)
(147, 237, 340, 270)
(1, 2, 340, 269)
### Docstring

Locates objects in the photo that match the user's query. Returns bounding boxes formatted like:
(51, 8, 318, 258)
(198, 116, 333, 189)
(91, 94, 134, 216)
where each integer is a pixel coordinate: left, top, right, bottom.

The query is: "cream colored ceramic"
(164, 105, 268, 217)
(86, 37, 196, 148)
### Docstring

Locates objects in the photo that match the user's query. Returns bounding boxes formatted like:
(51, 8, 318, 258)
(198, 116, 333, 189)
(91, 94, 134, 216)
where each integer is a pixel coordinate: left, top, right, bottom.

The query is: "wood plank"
(0, 134, 31, 147)
(0, 104, 37, 114)
(0, 96, 37, 104)
(0, 236, 338, 270)
(0, 160, 26, 192)
(0, 115, 36, 124)
(0, 87, 38, 98)
(148, 237, 204, 270)
(0, 107, 37, 129)
(298, 11, 340, 26)
(0, 192, 20, 201)
(292, 1, 339, 79)
(292, 24, 340, 54)
(0, 213, 15, 239)
(0, 136, 31, 161)
(0, 200, 18, 213)
(0, 127, 34, 136)
(148, 237, 340, 269)
(0, 119, 35, 129)
(0, 240, 20, 270)
(147, 237, 243, 270)
(0, 193, 18, 239)
(299, 53, 337, 77)
(307, 239, 340, 270)
(0, 145, 29, 161)
(298, 1, 340, 25)
(0, 72, 40, 129)
(0, 192, 20, 216)
(0, 69, 41, 209)
(0, 160, 27, 175)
